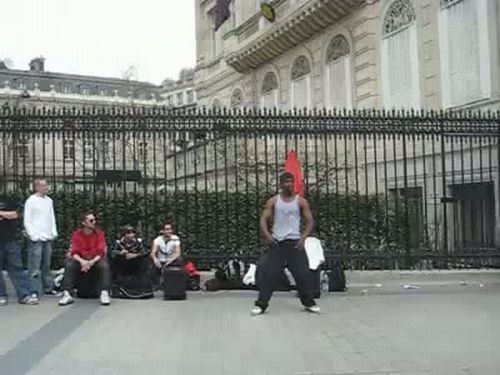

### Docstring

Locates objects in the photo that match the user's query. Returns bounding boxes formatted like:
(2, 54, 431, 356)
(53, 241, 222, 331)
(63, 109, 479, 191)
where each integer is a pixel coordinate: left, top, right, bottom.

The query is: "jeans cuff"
(255, 301, 268, 310)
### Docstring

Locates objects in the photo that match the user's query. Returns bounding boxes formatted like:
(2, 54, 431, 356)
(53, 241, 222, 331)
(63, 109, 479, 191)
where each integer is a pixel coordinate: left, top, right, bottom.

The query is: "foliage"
(5, 188, 421, 269)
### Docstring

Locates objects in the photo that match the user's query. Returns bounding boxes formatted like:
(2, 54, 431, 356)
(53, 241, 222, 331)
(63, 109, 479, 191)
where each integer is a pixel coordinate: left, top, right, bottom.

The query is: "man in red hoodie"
(59, 211, 111, 306)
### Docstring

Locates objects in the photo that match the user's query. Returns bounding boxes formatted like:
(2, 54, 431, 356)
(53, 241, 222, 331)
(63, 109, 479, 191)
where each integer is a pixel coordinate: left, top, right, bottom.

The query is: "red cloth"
(284, 150, 305, 197)
(70, 229, 107, 260)
(184, 261, 200, 277)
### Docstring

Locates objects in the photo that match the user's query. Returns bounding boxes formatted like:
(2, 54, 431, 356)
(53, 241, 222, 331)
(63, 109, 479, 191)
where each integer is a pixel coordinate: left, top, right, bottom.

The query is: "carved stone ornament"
(212, 98, 222, 108)
(440, 0, 462, 9)
(326, 35, 350, 63)
(291, 56, 311, 81)
(261, 72, 278, 94)
(230, 89, 243, 108)
(382, 0, 416, 36)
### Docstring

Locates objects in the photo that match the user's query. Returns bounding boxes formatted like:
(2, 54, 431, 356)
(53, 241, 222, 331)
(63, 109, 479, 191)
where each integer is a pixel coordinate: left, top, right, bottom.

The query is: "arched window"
(290, 56, 311, 109)
(212, 98, 222, 109)
(230, 89, 243, 109)
(326, 35, 352, 109)
(381, 0, 420, 109)
(261, 72, 279, 109)
(439, 0, 492, 107)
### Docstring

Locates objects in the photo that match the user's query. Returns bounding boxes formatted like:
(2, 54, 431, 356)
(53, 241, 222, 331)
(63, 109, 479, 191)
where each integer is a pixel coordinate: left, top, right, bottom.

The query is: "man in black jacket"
(111, 225, 149, 279)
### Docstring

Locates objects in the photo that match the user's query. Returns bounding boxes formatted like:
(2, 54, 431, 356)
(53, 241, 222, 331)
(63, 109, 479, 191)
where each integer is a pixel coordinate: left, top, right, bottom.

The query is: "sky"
(0, 0, 196, 85)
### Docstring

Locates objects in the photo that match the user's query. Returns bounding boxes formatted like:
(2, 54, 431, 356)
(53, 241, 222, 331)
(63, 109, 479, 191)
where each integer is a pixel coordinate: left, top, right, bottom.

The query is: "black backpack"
(327, 265, 347, 292)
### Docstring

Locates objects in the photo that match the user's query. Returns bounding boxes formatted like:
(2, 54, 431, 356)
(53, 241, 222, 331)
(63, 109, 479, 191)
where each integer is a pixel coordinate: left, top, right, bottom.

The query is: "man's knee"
(96, 259, 110, 272)
(64, 259, 80, 271)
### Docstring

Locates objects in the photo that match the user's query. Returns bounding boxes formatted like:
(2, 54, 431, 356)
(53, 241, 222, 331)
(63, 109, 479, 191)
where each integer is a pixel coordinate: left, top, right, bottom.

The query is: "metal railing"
(1, 106, 500, 269)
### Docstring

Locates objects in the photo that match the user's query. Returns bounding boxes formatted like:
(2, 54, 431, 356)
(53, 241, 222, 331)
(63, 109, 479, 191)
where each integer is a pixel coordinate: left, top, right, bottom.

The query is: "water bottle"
(320, 271, 329, 294)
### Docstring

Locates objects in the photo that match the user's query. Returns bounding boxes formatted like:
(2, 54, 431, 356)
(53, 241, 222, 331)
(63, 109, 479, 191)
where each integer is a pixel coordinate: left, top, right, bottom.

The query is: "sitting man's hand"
(80, 260, 92, 273)
(119, 250, 128, 256)
(125, 253, 138, 260)
(153, 258, 162, 269)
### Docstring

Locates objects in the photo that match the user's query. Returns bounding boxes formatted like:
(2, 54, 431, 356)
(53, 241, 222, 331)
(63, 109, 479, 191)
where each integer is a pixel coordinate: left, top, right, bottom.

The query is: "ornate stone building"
(194, 0, 500, 112)
(189, 0, 500, 252)
(0, 58, 174, 191)
(0, 57, 160, 109)
(160, 68, 197, 108)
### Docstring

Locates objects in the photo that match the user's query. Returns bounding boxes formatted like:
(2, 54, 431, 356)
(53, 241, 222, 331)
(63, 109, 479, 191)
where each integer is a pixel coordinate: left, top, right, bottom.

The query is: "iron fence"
(1, 106, 500, 269)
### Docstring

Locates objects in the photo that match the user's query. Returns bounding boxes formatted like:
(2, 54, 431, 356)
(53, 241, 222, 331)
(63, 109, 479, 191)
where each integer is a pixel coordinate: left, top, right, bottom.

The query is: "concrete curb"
(6, 269, 496, 290)
(345, 269, 500, 286)
(197, 269, 500, 288)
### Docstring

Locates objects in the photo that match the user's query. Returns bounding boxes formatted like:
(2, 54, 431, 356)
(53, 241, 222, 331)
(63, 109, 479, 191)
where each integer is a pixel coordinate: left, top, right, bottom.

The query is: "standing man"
(252, 172, 320, 315)
(58, 211, 111, 306)
(24, 179, 58, 297)
(0, 196, 38, 306)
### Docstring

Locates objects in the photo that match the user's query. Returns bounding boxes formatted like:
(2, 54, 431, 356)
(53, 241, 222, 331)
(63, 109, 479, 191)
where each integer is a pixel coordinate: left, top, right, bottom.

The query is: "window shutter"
(262, 90, 277, 109)
(382, 26, 416, 109)
(445, 0, 481, 106)
(292, 77, 309, 109)
(329, 56, 351, 109)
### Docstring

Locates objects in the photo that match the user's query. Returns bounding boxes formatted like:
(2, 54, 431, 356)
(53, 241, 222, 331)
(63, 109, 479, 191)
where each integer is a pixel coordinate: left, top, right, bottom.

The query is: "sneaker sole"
(251, 309, 265, 316)
(59, 300, 74, 306)
(20, 300, 38, 305)
(305, 309, 320, 314)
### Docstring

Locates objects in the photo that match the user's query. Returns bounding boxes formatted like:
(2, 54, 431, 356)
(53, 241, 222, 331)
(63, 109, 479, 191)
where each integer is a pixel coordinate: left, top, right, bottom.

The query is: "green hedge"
(6, 189, 418, 269)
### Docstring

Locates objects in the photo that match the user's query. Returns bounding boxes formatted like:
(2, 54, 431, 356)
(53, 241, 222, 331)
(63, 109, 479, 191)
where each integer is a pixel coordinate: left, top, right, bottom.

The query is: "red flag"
(284, 150, 304, 197)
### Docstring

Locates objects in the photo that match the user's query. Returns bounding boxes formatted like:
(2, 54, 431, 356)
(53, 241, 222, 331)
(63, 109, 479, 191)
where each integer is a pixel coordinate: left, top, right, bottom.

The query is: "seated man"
(58, 211, 111, 306)
(111, 225, 152, 298)
(150, 220, 182, 285)
(112, 225, 148, 278)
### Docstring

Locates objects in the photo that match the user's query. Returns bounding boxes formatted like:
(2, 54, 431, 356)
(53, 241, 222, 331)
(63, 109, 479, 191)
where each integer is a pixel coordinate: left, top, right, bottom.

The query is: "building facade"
(0, 57, 160, 109)
(159, 68, 197, 108)
(189, 0, 500, 254)
(0, 58, 169, 191)
(195, 0, 500, 112)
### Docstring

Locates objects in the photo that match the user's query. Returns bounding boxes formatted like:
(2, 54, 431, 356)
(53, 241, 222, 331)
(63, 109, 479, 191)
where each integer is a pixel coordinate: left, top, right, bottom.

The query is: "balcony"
(226, 0, 361, 73)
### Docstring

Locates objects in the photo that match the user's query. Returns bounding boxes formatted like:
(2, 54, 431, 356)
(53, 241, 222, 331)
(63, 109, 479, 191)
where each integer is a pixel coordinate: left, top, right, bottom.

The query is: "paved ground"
(1, 281, 499, 375)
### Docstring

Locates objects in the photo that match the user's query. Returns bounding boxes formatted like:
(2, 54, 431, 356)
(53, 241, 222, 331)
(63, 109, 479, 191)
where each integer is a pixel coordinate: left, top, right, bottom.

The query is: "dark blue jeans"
(0, 241, 35, 301)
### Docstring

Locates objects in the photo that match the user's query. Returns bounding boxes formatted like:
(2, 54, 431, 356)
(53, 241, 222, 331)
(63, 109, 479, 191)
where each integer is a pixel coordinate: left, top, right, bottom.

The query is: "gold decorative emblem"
(261, 3, 276, 22)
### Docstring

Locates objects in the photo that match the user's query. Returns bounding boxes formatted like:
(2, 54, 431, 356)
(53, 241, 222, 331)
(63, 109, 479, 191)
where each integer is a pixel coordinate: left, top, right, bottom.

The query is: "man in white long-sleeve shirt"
(24, 179, 58, 296)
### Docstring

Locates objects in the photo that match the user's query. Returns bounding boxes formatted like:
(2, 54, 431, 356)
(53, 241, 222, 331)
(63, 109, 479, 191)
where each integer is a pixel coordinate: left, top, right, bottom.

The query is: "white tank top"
(272, 195, 301, 241)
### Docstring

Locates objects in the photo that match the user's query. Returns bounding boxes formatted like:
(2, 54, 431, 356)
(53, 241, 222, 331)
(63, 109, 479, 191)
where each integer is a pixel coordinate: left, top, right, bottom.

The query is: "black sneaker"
(45, 290, 62, 297)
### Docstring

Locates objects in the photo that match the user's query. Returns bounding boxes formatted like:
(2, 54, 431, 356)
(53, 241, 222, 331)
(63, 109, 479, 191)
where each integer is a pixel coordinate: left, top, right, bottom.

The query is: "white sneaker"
(100, 290, 110, 306)
(58, 291, 74, 306)
(29, 294, 39, 305)
(251, 306, 264, 316)
(0, 297, 7, 306)
(305, 305, 321, 314)
(20, 295, 38, 305)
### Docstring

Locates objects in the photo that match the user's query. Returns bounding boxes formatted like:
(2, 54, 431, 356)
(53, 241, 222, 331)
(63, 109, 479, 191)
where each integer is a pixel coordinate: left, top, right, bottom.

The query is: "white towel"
(284, 268, 296, 286)
(243, 264, 257, 285)
(305, 237, 325, 270)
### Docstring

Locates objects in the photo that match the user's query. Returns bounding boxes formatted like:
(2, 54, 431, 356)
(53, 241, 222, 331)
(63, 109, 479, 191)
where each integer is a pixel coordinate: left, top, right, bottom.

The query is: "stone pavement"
(0, 281, 499, 375)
